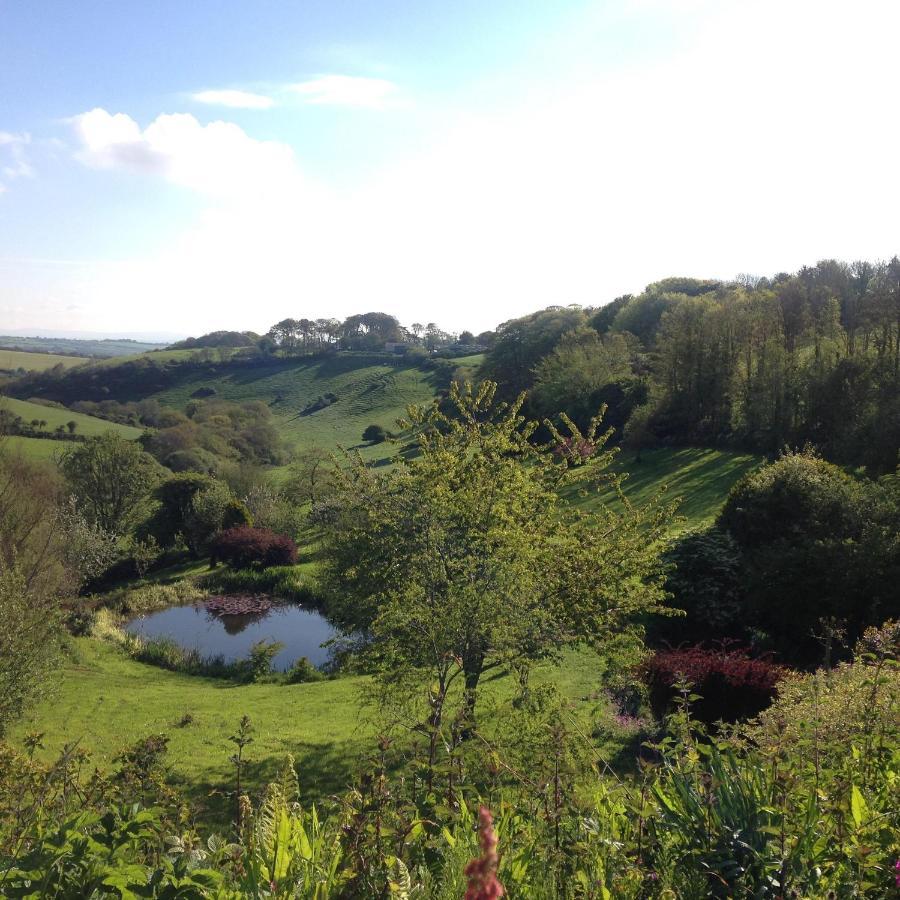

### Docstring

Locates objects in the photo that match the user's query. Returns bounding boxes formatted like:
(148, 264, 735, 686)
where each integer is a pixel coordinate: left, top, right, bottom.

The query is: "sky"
(1, 0, 899, 340)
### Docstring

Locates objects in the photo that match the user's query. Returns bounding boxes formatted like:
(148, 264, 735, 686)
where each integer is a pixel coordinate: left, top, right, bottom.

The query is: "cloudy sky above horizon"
(1, 0, 899, 339)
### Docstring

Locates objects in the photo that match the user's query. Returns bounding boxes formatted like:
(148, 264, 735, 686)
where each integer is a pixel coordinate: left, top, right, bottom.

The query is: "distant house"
(384, 342, 408, 354)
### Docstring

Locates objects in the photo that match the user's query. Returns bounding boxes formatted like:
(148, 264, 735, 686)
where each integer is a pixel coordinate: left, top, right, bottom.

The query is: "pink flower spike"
(464, 806, 505, 900)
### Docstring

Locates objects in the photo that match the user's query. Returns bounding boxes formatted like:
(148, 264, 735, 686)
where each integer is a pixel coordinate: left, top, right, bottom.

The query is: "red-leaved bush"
(209, 526, 298, 570)
(641, 645, 787, 723)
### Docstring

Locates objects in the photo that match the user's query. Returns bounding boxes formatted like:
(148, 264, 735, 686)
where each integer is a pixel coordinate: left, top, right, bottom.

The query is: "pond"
(125, 601, 338, 671)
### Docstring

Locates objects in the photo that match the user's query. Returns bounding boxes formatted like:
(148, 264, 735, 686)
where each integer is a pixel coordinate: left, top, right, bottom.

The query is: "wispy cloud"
(0, 131, 34, 194)
(192, 89, 275, 110)
(287, 75, 399, 109)
(71, 108, 303, 201)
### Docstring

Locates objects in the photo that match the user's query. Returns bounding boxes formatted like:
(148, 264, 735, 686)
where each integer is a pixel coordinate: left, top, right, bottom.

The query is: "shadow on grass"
(171, 738, 366, 827)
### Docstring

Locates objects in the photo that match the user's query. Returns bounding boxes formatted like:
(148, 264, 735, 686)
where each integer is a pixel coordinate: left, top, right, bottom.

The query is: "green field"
(1, 397, 144, 439)
(0, 335, 167, 358)
(0, 435, 65, 462)
(150, 354, 444, 466)
(14, 638, 606, 820)
(575, 446, 762, 528)
(0, 348, 87, 372)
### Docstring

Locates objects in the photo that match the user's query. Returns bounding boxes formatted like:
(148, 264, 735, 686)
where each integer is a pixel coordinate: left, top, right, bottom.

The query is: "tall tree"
(317, 382, 674, 739)
(60, 433, 162, 535)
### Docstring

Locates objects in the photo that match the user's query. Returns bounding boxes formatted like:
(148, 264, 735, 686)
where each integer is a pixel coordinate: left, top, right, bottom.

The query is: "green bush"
(286, 656, 325, 684)
(716, 452, 900, 663)
(241, 640, 284, 682)
(362, 423, 388, 444)
(657, 526, 744, 644)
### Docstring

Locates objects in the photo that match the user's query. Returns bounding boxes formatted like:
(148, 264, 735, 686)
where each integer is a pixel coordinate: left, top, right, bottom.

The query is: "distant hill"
(0, 397, 143, 439)
(0, 335, 167, 359)
(6, 350, 454, 469)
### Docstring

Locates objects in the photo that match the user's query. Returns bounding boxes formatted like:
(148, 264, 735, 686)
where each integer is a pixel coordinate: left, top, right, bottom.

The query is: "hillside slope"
(0, 348, 87, 372)
(149, 353, 445, 464)
(1, 397, 143, 439)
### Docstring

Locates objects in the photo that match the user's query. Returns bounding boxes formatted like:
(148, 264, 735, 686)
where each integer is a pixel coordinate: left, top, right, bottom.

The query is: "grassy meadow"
(1, 397, 144, 439)
(0, 435, 66, 463)
(0, 348, 87, 372)
(150, 353, 444, 467)
(14, 637, 607, 822)
(581, 446, 763, 528)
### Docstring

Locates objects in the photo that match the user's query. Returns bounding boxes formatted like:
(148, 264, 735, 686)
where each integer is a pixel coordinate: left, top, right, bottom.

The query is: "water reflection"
(125, 602, 337, 670)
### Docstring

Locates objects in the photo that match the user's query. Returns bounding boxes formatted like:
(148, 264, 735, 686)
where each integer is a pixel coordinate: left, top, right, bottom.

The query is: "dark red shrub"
(640, 644, 787, 724)
(209, 526, 298, 570)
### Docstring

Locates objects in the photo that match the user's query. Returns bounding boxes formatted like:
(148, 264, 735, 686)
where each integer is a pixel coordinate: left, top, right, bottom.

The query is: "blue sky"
(1, 0, 898, 339)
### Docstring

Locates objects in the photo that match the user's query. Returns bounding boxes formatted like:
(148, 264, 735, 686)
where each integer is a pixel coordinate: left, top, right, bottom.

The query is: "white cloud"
(192, 89, 275, 110)
(13, 0, 899, 336)
(0, 131, 34, 194)
(71, 108, 303, 200)
(287, 75, 399, 109)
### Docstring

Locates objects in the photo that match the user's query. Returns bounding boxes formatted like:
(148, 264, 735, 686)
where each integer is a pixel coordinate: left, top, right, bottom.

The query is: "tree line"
(479, 257, 900, 473)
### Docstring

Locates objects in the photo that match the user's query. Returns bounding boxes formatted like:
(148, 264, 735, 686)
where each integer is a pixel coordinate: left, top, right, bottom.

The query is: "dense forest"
(480, 258, 900, 474)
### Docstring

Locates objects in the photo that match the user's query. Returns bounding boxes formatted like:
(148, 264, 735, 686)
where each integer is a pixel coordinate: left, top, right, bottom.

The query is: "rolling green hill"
(150, 353, 445, 466)
(583, 446, 762, 528)
(1, 397, 143, 439)
(0, 335, 166, 358)
(0, 348, 87, 372)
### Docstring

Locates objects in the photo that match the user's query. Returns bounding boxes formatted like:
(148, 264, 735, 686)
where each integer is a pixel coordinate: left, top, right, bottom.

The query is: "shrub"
(286, 656, 325, 684)
(0, 566, 62, 737)
(716, 451, 900, 663)
(241, 639, 284, 682)
(655, 526, 745, 644)
(209, 526, 298, 570)
(362, 423, 388, 444)
(641, 645, 787, 723)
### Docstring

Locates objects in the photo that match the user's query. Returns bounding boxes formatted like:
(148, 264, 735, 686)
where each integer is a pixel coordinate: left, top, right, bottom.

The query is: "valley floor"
(15, 638, 607, 823)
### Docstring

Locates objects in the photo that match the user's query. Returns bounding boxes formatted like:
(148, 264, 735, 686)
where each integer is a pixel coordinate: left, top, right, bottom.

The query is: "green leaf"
(850, 785, 868, 827)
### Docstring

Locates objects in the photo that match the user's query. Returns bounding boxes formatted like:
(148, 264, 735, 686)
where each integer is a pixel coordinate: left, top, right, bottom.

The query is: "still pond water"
(125, 603, 337, 671)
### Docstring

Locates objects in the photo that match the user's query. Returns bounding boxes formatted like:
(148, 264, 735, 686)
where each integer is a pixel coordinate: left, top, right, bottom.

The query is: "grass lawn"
(573, 446, 763, 529)
(0, 348, 87, 372)
(14, 638, 607, 822)
(1, 397, 144, 439)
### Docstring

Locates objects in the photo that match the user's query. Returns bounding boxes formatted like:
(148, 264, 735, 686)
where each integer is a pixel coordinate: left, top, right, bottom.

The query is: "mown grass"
(0, 348, 87, 372)
(0, 397, 144, 439)
(572, 446, 763, 529)
(14, 637, 608, 821)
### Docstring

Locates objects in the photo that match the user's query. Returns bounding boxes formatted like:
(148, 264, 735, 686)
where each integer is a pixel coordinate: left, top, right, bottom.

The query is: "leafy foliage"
(0, 567, 62, 738)
(641, 644, 787, 722)
(717, 451, 900, 662)
(318, 380, 675, 752)
(60, 432, 163, 534)
(209, 526, 298, 570)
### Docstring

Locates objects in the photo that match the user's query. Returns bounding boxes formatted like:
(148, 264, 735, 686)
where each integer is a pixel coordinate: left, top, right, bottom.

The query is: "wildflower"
(895, 859, 900, 888)
(464, 806, 505, 900)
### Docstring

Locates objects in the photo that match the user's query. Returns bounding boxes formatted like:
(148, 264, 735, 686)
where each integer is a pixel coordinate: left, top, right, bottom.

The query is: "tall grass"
(131, 636, 237, 679)
(199, 565, 320, 606)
